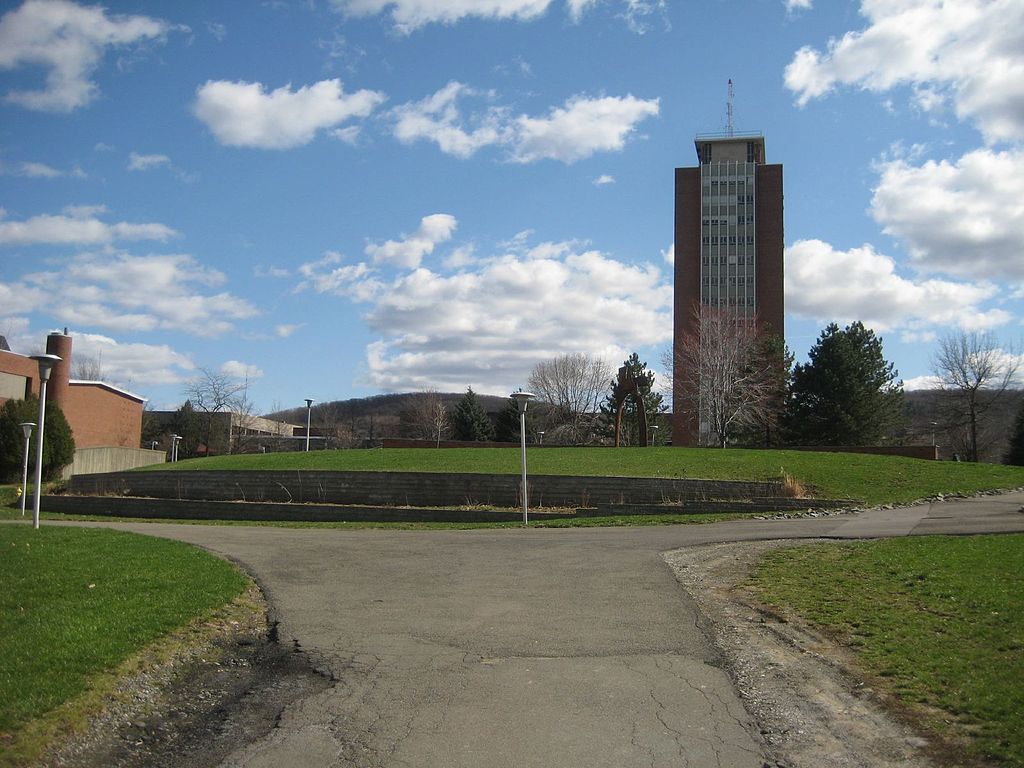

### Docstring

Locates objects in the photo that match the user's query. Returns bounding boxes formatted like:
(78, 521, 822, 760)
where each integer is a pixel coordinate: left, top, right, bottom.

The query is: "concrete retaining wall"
(61, 446, 165, 480)
(66, 470, 787, 508)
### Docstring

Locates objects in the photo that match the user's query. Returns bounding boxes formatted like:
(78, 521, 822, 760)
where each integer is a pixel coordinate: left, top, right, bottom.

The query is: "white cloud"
(391, 83, 659, 163)
(661, 243, 674, 265)
(785, 0, 812, 10)
(871, 147, 1024, 281)
(296, 252, 380, 299)
(784, 0, 1024, 143)
(0, 0, 174, 112)
(365, 213, 457, 269)
(332, 0, 665, 33)
(351, 237, 670, 393)
(193, 78, 386, 150)
(903, 374, 942, 390)
(70, 331, 195, 386)
(511, 93, 659, 163)
(127, 152, 170, 171)
(275, 323, 303, 338)
(13, 251, 257, 337)
(20, 161, 61, 178)
(785, 238, 1012, 332)
(392, 82, 508, 160)
(220, 360, 264, 380)
(593, 174, 615, 185)
(0, 208, 177, 245)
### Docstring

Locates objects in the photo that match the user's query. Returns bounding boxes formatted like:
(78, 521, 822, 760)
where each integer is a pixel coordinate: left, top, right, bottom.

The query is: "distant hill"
(265, 391, 513, 443)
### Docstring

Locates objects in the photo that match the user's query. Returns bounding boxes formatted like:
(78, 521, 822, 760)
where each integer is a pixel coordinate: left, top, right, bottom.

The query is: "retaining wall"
(65, 470, 787, 508)
(60, 446, 165, 480)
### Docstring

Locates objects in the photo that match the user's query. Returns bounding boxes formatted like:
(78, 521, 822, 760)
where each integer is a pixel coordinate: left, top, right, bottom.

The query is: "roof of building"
(68, 379, 147, 403)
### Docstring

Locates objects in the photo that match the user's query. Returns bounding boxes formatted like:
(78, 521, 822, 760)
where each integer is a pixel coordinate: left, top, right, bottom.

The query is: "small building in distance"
(0, 330, 146, 450)
(672, 132, 785, 447)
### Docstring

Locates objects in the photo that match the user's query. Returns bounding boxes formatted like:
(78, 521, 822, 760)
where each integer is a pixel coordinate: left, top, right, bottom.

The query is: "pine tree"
(600, 353, 664, 446)
(1005, 399, 1024, 466)
(785, 321, 903, 446)
(451, 387, 495, 442)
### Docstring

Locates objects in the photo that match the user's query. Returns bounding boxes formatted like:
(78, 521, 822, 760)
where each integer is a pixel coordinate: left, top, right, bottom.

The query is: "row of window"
(701, 194, 755, 206)
(702, 235, 756, 246)
(701, 214, 756, 226)
(700, 293, 757, 307)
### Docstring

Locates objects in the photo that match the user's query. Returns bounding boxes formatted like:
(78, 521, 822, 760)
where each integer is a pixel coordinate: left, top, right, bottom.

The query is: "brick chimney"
(44, 330, 72, 406)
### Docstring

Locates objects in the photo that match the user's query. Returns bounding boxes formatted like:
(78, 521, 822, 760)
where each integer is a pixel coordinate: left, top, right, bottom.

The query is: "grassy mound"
(141, 447, 1024, 506)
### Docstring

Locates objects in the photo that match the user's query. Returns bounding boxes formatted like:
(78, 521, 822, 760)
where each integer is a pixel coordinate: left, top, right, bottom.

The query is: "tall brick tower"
(672, 133, 784, 447)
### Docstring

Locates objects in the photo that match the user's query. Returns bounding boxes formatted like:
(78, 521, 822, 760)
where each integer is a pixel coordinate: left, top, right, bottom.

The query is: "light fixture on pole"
(509, 390, 536, 526)
(304, 399, 314, 452)
(650, 424, 659, 446)
(170, 434, 182, 462)
(30, 354, 61, 530)
(19, 422, 35, 518)
(538, 431, 545, 445)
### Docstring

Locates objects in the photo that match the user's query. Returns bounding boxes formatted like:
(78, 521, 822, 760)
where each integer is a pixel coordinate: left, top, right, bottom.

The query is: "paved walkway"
(62, 492, 1024, 767)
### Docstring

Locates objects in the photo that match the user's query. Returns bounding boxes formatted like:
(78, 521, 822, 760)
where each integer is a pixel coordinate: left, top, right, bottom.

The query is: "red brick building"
(0, 331, 145, 449)
(672, 133, 784, 446)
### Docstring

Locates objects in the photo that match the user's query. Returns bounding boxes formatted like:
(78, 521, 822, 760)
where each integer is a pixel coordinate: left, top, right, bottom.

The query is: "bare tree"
(184, 367, 250, 455)
(675, 305, 776, 448)
(527, 353, 610, 445)
(72, 352, 104, 380)
(931, 330, 1019, 462)
(400, 391, 451, 446)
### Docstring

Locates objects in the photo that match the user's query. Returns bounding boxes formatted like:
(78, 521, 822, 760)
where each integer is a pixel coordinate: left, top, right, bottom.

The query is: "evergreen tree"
(1005, 399, 1024, 466)
(0, 396, 75, 482)
(451, 387, 495, 442)
(734, 333, 794, 448)
(600, 353, 664, 446)
(494, 397, 521, 442)
(174, 400, 202, 458)
(785, 321, 903, 446)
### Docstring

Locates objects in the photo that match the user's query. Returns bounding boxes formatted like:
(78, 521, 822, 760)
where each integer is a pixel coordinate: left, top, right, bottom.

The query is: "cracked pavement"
(70, 491, 1024, 767)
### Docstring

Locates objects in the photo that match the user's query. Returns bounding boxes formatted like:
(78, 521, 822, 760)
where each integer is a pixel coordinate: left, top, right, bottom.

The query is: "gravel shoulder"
(665, 540, 970, 768)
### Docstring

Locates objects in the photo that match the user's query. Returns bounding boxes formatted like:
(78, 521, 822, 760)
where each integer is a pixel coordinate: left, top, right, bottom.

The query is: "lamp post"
(510, 390, 536, 526)
(538, 431, 545, 445)
(650, 424, 659, 446)
(30, 354, 61, 530)
(171, 434, 182, 462)
(19, 422, 35, 518)
(304, 398, 314, 452)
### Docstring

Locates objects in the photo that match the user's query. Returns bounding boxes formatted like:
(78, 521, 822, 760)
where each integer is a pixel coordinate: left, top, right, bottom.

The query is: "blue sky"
(1, 0, 1022, 413)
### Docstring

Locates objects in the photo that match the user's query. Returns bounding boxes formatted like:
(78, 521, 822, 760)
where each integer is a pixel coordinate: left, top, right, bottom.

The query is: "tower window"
(746, 142, 755, 163)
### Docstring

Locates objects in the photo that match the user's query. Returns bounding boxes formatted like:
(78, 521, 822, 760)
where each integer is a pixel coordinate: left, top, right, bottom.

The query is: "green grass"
(139, 446, 1024, 506)
(748, 535, 1024, 765)
(0, 525, 249, 766)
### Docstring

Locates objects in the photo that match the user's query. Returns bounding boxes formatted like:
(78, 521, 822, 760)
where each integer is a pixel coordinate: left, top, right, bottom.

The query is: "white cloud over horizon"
(193, 78, 386, 149)
(5, 251, 258, 337)
(871, 147, 1024, 281)
(0, 0, 175, 112)
(785, 238, 1012, 333)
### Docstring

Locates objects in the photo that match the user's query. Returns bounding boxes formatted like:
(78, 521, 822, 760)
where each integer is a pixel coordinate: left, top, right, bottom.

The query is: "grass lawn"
(138, 446, 1024, 506)
(0, 524, 249, 767)
(748, 535, 1024, 766)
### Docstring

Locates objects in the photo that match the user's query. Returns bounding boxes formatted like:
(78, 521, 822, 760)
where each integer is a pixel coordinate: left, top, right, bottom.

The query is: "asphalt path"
(66, 492, 1024, 768)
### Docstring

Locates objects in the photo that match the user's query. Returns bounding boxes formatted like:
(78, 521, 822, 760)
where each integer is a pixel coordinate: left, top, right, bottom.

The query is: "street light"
(304, 398, 314, 452)
(510, 390, 536, 526)
(650, 424, 659, 446)
(30, 354, 61, 530)
(19, 422, 34, 518)
(170, 434, 182, 462)
(538, 431, 545, 445)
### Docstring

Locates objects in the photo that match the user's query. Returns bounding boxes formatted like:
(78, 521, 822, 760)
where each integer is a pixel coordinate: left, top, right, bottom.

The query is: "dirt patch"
(39, 583, 331, 768)
(666, 540, 939, 768)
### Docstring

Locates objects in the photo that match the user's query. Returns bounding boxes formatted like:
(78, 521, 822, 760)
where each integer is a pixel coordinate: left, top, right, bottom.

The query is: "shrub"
(0, 397, 76, 482)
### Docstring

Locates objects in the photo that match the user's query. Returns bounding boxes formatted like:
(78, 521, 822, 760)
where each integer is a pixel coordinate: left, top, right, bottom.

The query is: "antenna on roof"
(726, 79, 735, 137)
